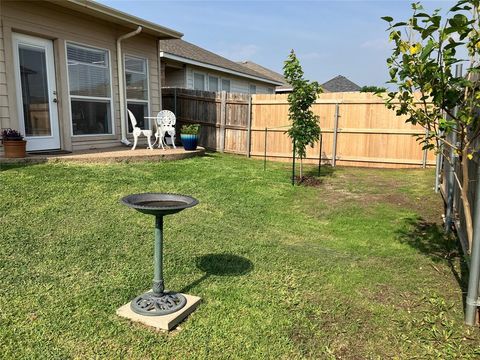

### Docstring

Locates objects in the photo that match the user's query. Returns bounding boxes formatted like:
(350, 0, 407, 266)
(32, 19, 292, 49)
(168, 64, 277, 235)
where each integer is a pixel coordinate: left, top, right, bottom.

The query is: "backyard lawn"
(1, 153, 479, 359)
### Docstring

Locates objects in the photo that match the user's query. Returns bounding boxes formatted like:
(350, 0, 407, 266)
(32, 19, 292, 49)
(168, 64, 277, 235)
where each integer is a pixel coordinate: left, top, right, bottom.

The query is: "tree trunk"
(461, 149, 474, 251)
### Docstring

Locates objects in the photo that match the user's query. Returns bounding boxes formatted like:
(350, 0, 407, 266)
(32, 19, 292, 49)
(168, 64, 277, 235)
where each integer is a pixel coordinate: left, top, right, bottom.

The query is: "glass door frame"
(12, 33, 60, 151)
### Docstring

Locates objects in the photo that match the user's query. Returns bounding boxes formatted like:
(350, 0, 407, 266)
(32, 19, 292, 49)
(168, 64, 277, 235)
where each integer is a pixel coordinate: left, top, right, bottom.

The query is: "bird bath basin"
(121, 193, 198, 316)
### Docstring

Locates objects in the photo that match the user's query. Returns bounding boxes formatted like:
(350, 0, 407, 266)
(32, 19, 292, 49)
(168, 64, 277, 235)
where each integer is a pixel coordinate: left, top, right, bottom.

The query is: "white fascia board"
(276, 87, 293, 92)
(160, 52, 284, 86)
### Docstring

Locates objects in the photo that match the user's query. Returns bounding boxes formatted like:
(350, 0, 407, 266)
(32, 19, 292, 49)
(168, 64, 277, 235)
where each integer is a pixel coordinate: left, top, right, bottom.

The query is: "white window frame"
(65, 41, 114, 137)
(193, 71, 206, 91)
(124, 54, 150, 132)
(208, 75, 219, 92)
(221, 78, 231, 92)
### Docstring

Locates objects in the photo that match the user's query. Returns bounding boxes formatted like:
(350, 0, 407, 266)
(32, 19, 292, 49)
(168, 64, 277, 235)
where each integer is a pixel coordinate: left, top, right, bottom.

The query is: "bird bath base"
(116, 292, 201, 331)
(130, 291, 187, 316)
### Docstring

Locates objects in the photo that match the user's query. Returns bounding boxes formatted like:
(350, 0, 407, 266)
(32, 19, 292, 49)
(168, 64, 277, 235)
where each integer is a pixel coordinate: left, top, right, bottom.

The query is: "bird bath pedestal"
(117, 193, 201, 330)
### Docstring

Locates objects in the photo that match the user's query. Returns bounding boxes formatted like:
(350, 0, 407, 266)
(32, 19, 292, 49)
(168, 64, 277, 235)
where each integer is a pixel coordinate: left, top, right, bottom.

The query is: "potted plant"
(180, 124, 200, 150)
(1, 128, 27, 158)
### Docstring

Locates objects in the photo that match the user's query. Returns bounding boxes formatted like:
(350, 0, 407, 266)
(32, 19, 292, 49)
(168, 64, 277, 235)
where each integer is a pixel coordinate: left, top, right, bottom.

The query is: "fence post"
(332, 103, 340, 167)
(174, 88, 177, 115)
(246, 95, 252, 157)
(263, 127, 267, 171)
(465, 160, 480, 325)
(219, 90, 226, 152)
(318, 134, 322, 177)
(292, 139, 296, 185)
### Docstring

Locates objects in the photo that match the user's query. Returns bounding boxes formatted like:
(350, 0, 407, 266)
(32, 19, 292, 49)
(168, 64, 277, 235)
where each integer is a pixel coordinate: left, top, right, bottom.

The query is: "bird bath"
(121, 193, 198, 316)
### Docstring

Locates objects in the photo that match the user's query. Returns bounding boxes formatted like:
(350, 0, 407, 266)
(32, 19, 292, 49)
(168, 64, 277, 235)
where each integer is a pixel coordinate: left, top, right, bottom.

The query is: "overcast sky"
(98, 0, 456, 87)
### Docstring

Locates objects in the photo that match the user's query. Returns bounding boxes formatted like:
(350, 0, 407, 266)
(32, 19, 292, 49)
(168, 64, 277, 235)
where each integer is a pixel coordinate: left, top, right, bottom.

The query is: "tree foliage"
(360, 85, 387, 93)
(383, 0, 480, 248)
(283, 50, 322, 178)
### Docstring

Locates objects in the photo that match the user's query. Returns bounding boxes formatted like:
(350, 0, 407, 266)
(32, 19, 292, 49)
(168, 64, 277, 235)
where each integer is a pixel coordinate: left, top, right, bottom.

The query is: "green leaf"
(381, 16, 394, 22)
(448, 14, 468, 28)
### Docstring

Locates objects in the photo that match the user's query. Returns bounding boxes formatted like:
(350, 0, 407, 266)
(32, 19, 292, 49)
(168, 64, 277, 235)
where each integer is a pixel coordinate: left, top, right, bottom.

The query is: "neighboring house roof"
(159, 39, 283, 86)
(238, 61, 292, 92)
(321, 75, 361, 92)
(238, 61, 285, 84)
(46, 0, 183, 39)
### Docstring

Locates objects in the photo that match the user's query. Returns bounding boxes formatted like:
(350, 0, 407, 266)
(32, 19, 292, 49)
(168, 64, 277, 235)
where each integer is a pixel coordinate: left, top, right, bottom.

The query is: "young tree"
(383, 0, 480, 250)
(283, 50, 323, 180)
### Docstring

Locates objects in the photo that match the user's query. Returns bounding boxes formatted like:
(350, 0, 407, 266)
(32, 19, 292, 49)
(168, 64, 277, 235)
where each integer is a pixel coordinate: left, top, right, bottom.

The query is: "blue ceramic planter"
(181, 134, 198, 150)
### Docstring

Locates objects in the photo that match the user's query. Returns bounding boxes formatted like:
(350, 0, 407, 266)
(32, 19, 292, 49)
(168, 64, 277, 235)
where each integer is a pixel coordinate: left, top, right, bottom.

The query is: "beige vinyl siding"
(185, 65, 275, 94)
(164, 67, 186, 87)
(0, 19, 9, 131)
(255, 85, 275, 94)
(1, 0, 163, 151)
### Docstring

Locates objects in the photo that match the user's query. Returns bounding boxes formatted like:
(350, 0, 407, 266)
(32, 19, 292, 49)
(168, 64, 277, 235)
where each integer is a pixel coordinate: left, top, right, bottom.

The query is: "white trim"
(160, 52, 283, 86)
(65, 41, 115, 137)
(12, 33, 61, 151)
(124, 54, 150, 132)
(70, 95, 113, 101)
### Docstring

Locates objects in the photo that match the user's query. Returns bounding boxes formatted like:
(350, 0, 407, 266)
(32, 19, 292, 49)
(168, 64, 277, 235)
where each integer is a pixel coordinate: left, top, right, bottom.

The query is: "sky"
(97, 0, 457, 87)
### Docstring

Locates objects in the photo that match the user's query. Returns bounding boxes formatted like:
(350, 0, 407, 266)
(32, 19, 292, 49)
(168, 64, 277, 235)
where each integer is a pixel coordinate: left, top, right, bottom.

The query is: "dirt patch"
(317, 176, 442, 223)
(295, 175, 323, 187)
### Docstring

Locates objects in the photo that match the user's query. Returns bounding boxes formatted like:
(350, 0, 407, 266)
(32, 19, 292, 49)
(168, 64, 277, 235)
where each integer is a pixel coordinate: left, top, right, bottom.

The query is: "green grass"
(1, 153, 479, 359)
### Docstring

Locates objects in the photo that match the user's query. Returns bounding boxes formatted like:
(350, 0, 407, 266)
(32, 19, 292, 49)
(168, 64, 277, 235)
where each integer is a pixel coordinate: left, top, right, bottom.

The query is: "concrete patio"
(0, 146, 205, 165)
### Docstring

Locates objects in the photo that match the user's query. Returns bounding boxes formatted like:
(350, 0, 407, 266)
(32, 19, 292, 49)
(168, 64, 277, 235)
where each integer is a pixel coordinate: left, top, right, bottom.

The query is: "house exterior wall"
(1, 0, 162, 152)
(164, 66, 186, 88)
(184, 65, 275, 94)
(0, 18, 9, 131)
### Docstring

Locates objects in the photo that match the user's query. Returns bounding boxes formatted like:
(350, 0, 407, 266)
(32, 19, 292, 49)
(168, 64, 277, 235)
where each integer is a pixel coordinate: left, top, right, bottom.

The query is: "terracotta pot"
(2, 139, 27, 158)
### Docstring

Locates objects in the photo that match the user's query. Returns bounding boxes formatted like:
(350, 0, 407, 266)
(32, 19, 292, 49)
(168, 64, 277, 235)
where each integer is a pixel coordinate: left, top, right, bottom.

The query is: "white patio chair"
(154, 110, 177, 150)
(127, 109, 153, 151)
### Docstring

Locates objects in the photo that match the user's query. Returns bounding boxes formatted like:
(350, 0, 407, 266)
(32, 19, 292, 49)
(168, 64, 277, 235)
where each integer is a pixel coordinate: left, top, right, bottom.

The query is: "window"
(221, 79, 231, 92)
(193, 72, 205, 90)
(67, 43, 112, 135)
(266, 87, 274, 94)
(208, 76, 219, 92)
(125, 55, 149, 132)
(249, 84, 257, 94)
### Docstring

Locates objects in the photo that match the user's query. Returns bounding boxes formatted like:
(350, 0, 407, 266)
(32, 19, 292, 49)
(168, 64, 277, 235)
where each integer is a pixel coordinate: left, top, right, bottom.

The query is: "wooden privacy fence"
(162, 88, 436, 168)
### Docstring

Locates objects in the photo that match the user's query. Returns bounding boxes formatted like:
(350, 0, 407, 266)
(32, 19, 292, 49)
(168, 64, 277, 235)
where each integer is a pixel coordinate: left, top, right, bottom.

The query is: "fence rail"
(161, 88, 436, 168)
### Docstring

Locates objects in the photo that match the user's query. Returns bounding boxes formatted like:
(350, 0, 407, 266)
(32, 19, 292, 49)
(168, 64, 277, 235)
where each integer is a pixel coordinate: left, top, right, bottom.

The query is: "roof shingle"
(159, 40, 280, 84)
(321, 75, 361, 92)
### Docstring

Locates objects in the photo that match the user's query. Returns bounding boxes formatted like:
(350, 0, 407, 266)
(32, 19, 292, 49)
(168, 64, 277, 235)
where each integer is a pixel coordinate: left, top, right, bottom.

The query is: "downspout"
(117, 26, 142, 146)
(465, 159, 480, 325)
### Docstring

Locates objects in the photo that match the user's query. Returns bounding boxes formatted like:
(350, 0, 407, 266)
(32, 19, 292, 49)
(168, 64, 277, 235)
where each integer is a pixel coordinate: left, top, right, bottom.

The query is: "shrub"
(181, 124, 200, 135)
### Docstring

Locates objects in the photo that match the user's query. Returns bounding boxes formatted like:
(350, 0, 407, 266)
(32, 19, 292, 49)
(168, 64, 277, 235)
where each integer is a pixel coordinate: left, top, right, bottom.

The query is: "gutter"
(117, 26, 142, 146)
